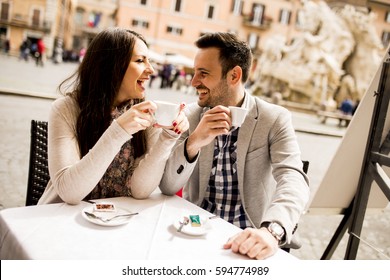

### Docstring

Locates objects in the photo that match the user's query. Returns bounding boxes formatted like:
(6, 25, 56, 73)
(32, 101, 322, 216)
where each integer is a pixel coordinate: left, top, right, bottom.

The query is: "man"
(159, 32, 309, 259)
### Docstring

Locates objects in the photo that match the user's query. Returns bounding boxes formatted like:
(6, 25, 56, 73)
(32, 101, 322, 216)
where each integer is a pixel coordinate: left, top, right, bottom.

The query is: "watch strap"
(261, 222, 286, 246)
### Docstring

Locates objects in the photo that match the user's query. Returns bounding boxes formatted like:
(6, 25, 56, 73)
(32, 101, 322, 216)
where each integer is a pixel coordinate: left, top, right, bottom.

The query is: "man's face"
(191, 47, 231, 108)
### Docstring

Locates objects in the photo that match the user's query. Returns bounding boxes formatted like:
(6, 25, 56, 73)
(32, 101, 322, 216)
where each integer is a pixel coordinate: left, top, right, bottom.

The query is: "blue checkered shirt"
(200, 127, 251, 229)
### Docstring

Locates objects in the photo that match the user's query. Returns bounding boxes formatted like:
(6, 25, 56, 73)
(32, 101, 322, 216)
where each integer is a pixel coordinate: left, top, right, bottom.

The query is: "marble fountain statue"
(250, 0, 384, 110)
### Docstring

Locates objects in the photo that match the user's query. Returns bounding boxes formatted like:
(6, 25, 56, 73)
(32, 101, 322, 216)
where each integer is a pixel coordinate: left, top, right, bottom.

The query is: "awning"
(148, 50, 194, 68)
(164, 53, 194, 68)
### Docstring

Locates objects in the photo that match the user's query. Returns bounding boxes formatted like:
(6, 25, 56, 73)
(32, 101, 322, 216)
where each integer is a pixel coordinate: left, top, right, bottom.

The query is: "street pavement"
(0, 54, 389, 260)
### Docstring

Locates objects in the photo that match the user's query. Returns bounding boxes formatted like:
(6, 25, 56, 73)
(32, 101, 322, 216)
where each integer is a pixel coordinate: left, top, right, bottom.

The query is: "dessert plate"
(81, 206, 136, 227)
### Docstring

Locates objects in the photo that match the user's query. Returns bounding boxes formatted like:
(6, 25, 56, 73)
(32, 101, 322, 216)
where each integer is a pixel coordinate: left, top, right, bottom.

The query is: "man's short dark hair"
(195, 32, 252, 83)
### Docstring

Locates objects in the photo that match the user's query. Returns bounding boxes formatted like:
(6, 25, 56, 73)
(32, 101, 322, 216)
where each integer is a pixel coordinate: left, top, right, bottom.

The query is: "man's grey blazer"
(159, 93, 309, 247)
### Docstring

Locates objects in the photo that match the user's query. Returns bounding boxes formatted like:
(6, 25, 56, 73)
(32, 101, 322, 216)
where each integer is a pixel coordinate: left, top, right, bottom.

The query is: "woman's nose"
(146, 63, 155, 74)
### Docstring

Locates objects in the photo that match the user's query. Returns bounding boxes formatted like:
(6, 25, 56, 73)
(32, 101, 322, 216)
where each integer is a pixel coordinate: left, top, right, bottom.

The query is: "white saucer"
(173, 215, 211, 236)
(81, 206, 135, 227)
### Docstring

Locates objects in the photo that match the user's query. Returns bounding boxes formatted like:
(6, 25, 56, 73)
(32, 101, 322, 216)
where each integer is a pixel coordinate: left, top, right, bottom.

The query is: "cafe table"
(0, 192, 296, 260)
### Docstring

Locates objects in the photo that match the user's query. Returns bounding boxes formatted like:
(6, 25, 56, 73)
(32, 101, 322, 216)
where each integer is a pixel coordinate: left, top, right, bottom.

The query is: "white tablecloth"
(0, 193, 296, 260)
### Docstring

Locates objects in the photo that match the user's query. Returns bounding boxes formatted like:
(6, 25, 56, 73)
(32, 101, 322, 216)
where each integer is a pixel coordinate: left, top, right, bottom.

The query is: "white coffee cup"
(153, 100, 180, 127)
(229, 106, 248, 127)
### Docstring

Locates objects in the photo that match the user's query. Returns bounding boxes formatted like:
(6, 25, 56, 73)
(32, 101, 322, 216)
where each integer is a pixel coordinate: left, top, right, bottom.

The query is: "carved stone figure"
(334, 74, 357, 105)
(250, 0, 384, 108)
(336, 5, 384, 102)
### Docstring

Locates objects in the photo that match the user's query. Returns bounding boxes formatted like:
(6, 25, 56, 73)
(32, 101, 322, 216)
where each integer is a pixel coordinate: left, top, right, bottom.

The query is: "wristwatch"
(262, 222, 285, 245)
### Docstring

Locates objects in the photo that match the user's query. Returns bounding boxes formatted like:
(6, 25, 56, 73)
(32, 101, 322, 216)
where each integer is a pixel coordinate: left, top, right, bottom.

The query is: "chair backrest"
(176, 161, 310, 198)
(26, 120, 50, 206)
(302, 160, 309, 174)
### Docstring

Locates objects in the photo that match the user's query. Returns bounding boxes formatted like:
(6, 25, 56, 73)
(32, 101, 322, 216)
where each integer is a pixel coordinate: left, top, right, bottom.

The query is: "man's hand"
(223, 228, 279, 260)
(186, 105, 231, 160)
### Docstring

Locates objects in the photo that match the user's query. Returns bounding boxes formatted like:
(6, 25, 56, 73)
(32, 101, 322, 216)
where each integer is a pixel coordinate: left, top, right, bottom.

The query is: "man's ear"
(229, 66, 242, 85)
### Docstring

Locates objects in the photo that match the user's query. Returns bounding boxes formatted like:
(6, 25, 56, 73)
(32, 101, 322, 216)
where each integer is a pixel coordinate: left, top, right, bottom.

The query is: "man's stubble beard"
(197, 79, 229, 108)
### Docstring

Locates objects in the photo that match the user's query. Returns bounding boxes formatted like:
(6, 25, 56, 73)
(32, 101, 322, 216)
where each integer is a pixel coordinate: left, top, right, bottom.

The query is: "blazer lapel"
(189, 106, 215, 199)
(237, 95, 258, 196)
(198, 141, 214, 197)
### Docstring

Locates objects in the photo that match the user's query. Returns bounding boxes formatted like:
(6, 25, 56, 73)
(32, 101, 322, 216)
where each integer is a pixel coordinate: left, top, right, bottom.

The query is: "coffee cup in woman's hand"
(153, 101, 180, 127)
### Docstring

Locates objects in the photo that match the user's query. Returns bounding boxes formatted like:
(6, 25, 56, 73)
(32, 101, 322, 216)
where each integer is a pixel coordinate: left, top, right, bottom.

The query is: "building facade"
(71, 0, 117, 52)
(1, 0, 390, 62)
(116, 0, 305, 59)
(0, 0, 76, 58)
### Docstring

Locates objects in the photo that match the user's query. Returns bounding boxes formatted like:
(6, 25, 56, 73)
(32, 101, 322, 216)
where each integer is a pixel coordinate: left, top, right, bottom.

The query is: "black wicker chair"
(302, 160, 309, 174)
(26, 120, 50, 206)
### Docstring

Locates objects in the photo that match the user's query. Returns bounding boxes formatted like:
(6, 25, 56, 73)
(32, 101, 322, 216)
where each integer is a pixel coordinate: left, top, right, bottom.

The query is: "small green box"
(189, 215, 201, 227)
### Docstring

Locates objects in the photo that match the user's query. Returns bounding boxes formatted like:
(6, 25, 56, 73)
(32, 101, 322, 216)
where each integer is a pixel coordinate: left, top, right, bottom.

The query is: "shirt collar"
(241, 91, 250, 110)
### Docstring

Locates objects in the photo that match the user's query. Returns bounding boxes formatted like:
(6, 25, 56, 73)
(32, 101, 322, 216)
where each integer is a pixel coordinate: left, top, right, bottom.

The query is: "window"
(0, 26, 7, 36)
(248, 32, 259, 50)
(251, 3, 264, 25)
(385, 11, 390, 23)
(295, 9, 303, 27)
(72, 36, 82, 50)
(107, 13, 115, 27)
(75, 8, 84, 26)
(174, 0, 182, 12)
(167, 25, 183, 36)
(207, 5, 215, 19)
(279, 9, 291, 25)
(231, 0, 243, 15)
(382, 31, 390, 48)
(0, 2, 9, 21)
(32, 9, 41, 26)
(132, 19, 149, 29)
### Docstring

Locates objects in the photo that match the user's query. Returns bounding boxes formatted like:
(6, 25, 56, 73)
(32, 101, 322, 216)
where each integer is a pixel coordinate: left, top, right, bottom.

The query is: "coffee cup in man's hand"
(229, 106, 248, 127)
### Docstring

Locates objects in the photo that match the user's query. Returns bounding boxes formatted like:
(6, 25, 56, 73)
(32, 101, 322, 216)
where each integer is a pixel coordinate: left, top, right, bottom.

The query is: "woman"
(38, 28, 189, 205)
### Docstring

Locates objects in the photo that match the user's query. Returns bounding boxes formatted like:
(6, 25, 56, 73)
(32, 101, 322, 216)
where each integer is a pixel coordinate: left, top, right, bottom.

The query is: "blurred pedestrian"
(172, 66, 186, 91)
(339, 95, 354, 127)
(35, 39, 45, 67)
(4, 39, 10, 55)
(340, 95, 354, 115)
(19, 39, 30, 61)
(79, 47, 86, 63)
(160, 62, 173, 88)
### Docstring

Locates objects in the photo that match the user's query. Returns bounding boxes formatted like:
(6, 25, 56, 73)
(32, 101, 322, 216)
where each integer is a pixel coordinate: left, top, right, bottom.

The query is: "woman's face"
(116, 38, 155, 105)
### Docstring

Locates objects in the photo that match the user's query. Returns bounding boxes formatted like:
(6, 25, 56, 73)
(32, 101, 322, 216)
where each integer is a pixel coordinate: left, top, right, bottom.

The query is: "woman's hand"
(116, 100, 157, 135)
(171, 103, 189, 134)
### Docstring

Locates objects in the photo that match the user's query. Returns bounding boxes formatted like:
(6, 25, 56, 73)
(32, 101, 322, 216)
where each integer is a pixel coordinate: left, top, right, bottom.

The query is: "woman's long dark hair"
(59, 28, 147, 158)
